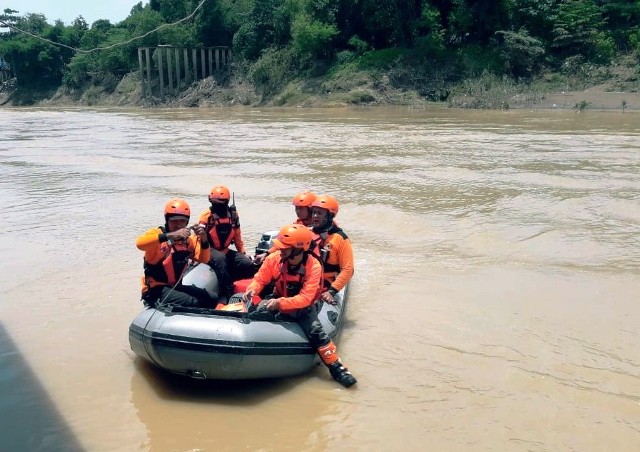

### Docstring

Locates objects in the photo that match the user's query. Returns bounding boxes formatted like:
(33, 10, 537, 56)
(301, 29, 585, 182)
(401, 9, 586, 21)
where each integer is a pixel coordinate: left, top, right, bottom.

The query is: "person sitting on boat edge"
(253, 190, 317, 266)
(136, 198, 210, 308)
(310, 195, 354, 305)
(199, 185, 257, 303)
(242, 223, 357, 388)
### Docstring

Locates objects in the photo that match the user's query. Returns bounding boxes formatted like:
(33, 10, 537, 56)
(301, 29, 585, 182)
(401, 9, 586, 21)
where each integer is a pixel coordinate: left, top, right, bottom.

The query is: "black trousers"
(142, 285, 200, 308)
(295, 305, 331, 348)
(208, 249, 257, 296)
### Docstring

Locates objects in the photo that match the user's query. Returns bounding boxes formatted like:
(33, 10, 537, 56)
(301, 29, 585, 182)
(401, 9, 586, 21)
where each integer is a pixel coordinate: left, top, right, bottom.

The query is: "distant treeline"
(1, 0, 639, 93)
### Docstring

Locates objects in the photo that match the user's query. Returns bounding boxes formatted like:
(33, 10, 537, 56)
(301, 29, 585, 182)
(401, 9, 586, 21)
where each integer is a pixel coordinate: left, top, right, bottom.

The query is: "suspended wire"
(0, 0, 207, 54)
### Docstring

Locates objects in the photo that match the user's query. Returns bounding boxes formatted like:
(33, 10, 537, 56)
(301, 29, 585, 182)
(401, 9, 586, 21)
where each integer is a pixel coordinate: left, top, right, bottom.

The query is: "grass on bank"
(3, 45, 639, 109)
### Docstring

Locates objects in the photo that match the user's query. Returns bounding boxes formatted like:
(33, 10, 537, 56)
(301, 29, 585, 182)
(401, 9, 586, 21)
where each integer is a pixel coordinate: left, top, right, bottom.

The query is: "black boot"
(217, 283, 234, 305)
(328, 361, 357, 388)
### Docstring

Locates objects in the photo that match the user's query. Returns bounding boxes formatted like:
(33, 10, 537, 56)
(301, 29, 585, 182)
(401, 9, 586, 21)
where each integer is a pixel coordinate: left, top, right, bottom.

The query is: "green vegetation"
(1, 0, 639, 106)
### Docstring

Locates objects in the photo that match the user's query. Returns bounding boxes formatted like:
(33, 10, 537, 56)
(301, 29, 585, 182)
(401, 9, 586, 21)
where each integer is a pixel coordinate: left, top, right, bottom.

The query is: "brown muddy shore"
(2, 68, 639, 112)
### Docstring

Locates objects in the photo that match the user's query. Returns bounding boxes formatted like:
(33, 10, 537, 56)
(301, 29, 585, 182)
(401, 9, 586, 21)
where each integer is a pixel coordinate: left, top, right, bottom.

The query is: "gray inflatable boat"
(128, 232, 349, 380)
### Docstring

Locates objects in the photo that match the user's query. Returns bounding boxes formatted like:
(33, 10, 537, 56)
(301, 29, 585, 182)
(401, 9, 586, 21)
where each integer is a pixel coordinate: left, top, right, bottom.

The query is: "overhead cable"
(0, 0, 207, 54)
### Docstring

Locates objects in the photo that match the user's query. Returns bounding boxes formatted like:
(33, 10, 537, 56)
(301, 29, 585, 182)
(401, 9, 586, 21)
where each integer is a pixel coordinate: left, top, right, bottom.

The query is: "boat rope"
(0, 0, 207, 54)
(140, 230, 203, 361)
(155, 227, 203, 309)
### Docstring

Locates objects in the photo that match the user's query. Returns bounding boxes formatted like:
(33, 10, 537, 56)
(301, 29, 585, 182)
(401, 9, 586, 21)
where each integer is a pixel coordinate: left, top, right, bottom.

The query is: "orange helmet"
(311, 194, 339, 216)
(209, 185, 231, 201)
(164, 198, 191, 218)
(292, 191, 316, 207)
(272, 224, 313, 251)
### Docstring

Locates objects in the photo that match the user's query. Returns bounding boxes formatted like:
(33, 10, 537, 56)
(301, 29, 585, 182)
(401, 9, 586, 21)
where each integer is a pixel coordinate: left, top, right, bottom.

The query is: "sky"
(5, 1, 148, 26)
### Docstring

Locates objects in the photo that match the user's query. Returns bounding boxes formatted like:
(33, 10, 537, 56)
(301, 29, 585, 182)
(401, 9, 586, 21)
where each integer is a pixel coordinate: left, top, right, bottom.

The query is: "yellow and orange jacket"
(312, 224, 354, 292)
(246, 251, 323, 314)
(198, 209, 246, 254)
(136, 226, 211, 294)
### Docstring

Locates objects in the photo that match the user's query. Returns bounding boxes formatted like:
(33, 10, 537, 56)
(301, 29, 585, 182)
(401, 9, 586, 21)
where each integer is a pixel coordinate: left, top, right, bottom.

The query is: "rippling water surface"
(0, 107, 638, 451)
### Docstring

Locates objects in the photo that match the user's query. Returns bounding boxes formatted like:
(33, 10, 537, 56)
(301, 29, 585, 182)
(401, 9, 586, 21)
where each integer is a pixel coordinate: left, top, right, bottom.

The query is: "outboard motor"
(255, 230, 278, 255)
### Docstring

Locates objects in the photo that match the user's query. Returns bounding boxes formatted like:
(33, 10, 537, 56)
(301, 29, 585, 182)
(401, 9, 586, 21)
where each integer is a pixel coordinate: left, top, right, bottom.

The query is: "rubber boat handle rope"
(155, 225, 203, 308)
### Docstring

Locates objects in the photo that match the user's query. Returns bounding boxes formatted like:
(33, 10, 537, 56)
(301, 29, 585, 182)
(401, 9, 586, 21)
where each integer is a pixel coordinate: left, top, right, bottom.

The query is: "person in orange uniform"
(242, 224, 357, 388)
(199, 185, 256, 301)
(136, 198, 210, 308)
(310, 195, 354, 304)
(253, 191, 317, 266)
(292, 191, 316, 226)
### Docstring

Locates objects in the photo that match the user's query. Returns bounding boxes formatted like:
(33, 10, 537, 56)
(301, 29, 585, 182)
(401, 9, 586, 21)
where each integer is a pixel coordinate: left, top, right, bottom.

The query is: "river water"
(0, 106, 638, 451)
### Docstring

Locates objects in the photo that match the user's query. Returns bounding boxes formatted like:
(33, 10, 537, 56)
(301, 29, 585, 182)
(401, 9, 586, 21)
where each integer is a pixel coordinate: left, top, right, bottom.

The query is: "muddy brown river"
(0, 106, 638, 451)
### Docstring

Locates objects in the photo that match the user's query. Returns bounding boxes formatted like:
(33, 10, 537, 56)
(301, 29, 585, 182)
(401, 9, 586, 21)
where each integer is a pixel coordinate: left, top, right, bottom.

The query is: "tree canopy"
(0, 1, 638, 91)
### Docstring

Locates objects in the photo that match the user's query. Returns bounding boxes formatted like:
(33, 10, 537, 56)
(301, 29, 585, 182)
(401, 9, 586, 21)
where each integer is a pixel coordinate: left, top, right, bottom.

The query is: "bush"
(335, 50, 357, 65)
(495, 29, 545, 78)
(592, 32, 615, 64)
(455, 45, 503, 77)
(249, 47, 297, 97)
(291, 14, 338, 63)
(346, 90, 376, 104)
(348, 35, 370, 54)
(356, 48, 407, 70)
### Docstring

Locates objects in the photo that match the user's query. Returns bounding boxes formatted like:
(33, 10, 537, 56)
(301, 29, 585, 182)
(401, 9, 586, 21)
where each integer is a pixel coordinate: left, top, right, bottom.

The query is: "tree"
(291, 12, 338, 61)
(496, 28, 545, 77)
(232, 0, 295, 60)
(551, 0, 613, 62)
(598, 0, 640, 49)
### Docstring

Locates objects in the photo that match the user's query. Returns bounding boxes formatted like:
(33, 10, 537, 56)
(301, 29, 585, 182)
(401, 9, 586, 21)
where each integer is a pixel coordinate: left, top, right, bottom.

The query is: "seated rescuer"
(293, 191, 316, 227)
(253, 191, 317, 266)
(310, 195, 354, 305)
(242, 224, 357, 388)
(136, 198, 210, 308)
(198, 185, 256, 302)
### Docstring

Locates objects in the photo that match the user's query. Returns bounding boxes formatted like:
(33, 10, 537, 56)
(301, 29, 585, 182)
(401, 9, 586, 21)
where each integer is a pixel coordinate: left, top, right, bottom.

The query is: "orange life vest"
(312, 225, 347, 289)
(274, 253, 322, 301)
(204, 212, 239, 253)
(143, 226, 191, 287)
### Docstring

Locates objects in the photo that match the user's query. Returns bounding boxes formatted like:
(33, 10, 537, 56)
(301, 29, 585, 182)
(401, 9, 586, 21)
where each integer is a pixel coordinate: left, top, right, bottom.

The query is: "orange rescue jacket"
(312, 224, 354, 292)
(246, 251, 323, 313)
(136, 226, 211, 293)
(198, 209, 246, 254)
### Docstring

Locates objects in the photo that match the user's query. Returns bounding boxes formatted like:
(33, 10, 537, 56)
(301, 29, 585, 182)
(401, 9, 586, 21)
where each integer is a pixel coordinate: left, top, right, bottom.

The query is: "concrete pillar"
(183, 48, 190, 84)
(201, 48, 206, 79)
(138, 48, 145, 98)
(157, 49, 164, 98)
(175, 48, 181, 88)
(166, 48, 173, 93)
(145, 47, 152, 98)
(192, 48, 198, 80)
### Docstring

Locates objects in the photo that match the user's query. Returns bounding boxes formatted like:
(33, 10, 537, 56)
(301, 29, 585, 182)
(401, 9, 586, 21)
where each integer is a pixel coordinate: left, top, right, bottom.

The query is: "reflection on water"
(131, 360, 342, 451)
(0, 324, 83, 451)
(0, 107, 638, 450)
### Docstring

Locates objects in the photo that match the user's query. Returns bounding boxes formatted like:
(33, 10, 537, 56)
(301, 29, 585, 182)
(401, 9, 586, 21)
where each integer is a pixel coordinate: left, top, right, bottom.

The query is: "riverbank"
(2, 54, 639, 112)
